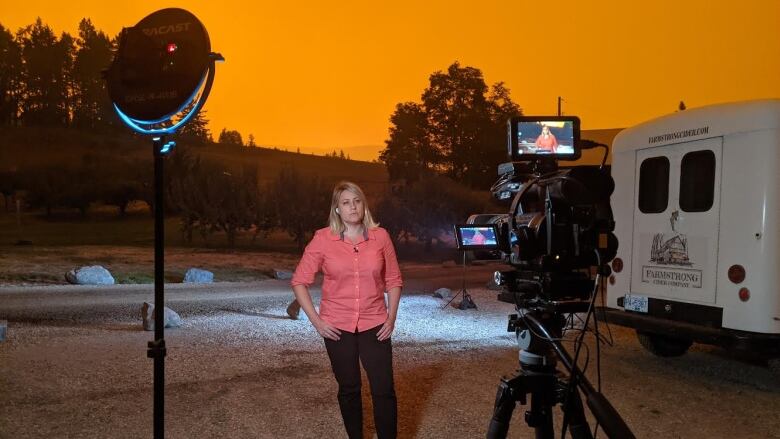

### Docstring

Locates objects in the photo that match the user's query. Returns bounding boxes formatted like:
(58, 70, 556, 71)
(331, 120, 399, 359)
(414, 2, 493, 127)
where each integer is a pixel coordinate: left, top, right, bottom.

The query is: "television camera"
(464, 116, 633, 438)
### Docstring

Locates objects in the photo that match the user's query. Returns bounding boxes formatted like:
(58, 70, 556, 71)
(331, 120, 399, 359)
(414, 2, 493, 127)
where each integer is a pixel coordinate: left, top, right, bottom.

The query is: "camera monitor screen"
(454, 224, 500, 250)
(507, 116, 581, 161)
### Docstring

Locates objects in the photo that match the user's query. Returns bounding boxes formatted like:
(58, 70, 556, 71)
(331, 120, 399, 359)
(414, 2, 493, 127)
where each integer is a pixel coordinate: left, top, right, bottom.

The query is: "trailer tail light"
(609, 275, 616, 285)
(738, 287, 750, 302)
(612, 258, 624, 273)
(728, 265, 746, 284)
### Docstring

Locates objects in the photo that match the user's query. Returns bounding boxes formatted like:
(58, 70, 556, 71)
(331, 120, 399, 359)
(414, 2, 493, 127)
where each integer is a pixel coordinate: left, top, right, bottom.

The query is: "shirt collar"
(330, 227, 374, 241)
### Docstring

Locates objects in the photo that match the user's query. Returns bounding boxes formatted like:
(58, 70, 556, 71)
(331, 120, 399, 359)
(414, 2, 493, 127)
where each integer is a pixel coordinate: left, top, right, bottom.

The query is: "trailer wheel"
(636, 331, 692, 357)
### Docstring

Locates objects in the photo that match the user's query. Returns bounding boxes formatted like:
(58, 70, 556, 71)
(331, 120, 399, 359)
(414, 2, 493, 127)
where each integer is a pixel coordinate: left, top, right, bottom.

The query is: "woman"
(535, 124, 558, 153)
(470, 229, 486, 245)
(291, 181, 403, 439)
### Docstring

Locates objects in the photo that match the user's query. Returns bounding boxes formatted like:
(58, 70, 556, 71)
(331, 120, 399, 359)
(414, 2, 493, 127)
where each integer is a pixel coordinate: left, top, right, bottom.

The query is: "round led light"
(728, 265, 746, 284)
(738, 287, 750, 302)
(612, 257, 624, 273)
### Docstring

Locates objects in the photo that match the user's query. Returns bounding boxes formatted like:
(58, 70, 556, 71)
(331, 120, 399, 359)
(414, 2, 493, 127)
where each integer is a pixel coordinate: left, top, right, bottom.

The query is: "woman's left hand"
(376, 318, 395, 341)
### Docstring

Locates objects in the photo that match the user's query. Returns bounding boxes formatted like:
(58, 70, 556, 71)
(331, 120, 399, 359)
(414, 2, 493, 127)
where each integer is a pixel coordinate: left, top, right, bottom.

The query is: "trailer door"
(630, 137, 722, 304)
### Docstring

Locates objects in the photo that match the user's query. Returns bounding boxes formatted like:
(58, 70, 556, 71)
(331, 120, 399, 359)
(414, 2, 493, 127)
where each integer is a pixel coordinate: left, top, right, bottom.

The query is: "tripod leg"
(562, 388, 594, 439)
(486, 381, 517, 439)
(528, 390, 554, 439)
(441, 288, 463, 309)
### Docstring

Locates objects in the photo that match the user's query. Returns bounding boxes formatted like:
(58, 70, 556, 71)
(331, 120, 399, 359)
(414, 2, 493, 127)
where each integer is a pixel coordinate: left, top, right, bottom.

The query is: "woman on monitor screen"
(470, 229, 486, 245)
(535, 125, 558, 153)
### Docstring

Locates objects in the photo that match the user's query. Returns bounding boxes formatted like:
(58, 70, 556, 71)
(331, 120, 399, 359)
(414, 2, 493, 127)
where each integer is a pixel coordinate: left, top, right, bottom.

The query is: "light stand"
(442, 250, 477, 310)
(104, 8, 223, 439)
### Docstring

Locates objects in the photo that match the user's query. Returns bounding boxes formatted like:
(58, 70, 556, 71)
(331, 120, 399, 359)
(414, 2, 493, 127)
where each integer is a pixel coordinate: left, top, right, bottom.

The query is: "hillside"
(0, 127, 389, 194)
(195, 144, 388, 195)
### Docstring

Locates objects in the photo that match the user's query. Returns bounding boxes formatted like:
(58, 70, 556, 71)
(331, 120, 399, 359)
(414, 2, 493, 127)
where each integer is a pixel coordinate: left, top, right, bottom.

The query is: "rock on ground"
(141, 302, 183, 331)
(183, 268, 214, 284)
(65, 265, 115, 285)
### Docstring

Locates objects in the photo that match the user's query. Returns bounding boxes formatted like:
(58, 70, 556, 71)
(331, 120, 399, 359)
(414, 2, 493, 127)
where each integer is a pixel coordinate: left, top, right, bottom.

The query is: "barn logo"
(650, 232, 692, 266)
(641, 210, 702, 288)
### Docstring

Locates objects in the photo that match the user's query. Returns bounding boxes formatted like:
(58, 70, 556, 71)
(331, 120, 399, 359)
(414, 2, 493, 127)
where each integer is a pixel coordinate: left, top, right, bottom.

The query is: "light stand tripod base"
(457, 292, 478, 310)
(441, 250, 478, 310)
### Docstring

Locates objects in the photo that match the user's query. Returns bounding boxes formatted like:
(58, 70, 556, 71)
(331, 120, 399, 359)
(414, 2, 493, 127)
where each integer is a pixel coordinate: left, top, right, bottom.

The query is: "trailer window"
(638, 157, 670, 213)
(680, 150, 715, 212)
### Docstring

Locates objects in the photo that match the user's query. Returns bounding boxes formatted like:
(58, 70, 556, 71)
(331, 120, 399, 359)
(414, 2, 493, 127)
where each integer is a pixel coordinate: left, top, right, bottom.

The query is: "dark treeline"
(0, 16, 523, 189)
(0, 18, 115, 130)
(1, 132, 488, 252)
(0, 16, 521, 250)
(0, 17, 214, 143)
(166, 147, 487, 251)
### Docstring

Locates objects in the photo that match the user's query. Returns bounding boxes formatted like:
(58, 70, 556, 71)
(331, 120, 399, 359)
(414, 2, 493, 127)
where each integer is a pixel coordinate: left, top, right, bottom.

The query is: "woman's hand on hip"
(312, 318, 341, 341)
(377, 318, 395, 341)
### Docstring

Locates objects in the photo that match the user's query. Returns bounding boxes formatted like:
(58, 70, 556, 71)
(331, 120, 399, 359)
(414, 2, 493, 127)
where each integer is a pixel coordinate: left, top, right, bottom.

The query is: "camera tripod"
(442, 250, 477, 310)
(487, 302, 634, 439)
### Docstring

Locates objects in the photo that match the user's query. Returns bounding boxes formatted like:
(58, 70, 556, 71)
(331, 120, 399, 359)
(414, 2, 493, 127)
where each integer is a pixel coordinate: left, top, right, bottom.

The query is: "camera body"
(470, 116, 618, 305)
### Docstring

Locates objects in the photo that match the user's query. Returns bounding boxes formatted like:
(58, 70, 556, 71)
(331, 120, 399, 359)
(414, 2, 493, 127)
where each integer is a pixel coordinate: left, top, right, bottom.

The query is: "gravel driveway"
(1, 272, 779, 438)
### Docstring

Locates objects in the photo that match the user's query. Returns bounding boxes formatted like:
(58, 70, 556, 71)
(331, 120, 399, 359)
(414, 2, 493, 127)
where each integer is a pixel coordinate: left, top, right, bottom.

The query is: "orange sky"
(3, 1, 779, 160)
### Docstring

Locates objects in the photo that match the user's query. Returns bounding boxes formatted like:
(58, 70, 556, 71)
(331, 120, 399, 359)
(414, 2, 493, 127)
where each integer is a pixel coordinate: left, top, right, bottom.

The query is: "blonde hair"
(328, 181, 379, 235)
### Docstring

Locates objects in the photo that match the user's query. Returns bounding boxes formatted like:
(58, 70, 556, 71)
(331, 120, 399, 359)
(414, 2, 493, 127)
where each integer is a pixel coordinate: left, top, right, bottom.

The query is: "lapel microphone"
(353, 246, 359, 253)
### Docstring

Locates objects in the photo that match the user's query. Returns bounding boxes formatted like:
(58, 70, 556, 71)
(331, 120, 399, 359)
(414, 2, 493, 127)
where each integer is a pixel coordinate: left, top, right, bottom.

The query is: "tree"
(198, 164, 257, 247)
(396, 175, 487, 250)
(17, 19, 75, 126)
(177, 105, 212, 143)
(252, 184, 278, 243)
(167, 151, 258, 247)
(218, 128, 243, 146)
(24, 166, 99, 217)
(374, 186, 414, 244)
(481, 81, 522, 184)
(247, 134, 256, 147)
(380, 102, 433, 182)
(0, 24, 22, 125)
(166, 146, 200, 242)
(0, 170, 20, 210)
(422, 62, 492, 183)
(380, 62, 521, 188)
(98, 157, 144, 216)
(72, 18, 114, 130)
(271, 166, 330, 250)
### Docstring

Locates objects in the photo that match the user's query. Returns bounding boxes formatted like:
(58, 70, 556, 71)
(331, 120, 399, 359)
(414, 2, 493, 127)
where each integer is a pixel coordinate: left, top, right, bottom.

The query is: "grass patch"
(113, 271, 187, 284)
(0, 272, 63, 284)
(114, 272, 155, 284)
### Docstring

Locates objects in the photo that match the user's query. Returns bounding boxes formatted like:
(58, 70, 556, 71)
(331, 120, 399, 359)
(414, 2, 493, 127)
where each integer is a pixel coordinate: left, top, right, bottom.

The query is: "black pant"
(324, 325, 397, 439)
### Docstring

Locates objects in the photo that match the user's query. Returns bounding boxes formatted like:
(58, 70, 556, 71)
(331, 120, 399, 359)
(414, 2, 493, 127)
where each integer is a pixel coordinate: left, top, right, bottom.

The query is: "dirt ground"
(1, 266, 780, 439)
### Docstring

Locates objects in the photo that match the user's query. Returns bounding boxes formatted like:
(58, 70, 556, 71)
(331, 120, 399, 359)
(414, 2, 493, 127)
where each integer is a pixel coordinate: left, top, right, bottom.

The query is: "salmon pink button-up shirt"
(291, 226, 403, 333)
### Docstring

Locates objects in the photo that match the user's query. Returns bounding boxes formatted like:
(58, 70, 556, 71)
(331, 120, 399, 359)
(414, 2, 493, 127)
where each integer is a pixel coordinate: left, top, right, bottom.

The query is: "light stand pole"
(148, 135, 168, 438)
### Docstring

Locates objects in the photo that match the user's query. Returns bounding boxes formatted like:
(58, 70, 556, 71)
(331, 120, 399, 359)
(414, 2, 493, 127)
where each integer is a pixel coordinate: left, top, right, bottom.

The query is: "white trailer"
(600, 99, 780, 369)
